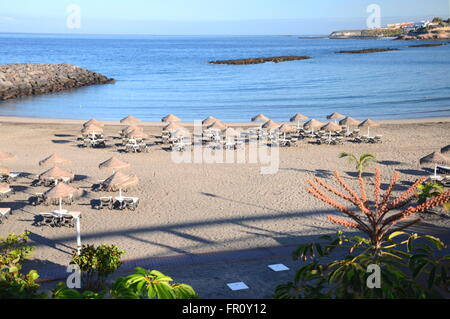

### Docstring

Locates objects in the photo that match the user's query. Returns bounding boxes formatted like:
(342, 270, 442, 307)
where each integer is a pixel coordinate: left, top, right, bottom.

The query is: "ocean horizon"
(1, 33, 449, 122)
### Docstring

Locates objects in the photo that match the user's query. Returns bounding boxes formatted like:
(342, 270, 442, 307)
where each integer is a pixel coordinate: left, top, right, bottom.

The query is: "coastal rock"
(336, 48, 400, 54)
(208, 56, 311, 65)
(0, 64, 114, 101)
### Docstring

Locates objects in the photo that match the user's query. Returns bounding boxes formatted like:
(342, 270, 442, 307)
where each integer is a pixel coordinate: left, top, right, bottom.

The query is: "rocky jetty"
(208, 56, 311, 65)
(0, 64, 114, 101)
(408, 43, 448, 48)
(336, 48, 400, 54)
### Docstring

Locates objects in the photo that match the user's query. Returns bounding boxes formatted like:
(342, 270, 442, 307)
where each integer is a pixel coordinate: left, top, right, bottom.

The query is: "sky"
(0, 0, 449, 35)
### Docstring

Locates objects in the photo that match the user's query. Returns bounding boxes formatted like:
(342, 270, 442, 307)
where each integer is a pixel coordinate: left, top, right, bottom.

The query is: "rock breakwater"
(0, 64, 114, 101)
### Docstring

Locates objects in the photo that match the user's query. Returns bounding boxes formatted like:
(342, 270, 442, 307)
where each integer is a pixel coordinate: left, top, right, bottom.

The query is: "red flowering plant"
(275, 169, 450, 299)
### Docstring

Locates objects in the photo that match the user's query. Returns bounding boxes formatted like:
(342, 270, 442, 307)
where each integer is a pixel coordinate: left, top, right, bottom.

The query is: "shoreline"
(1, 115, 450, 126)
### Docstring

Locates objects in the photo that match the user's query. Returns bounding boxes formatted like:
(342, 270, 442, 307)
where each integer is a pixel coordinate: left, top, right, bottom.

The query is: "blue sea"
(0, 33, 449, 122)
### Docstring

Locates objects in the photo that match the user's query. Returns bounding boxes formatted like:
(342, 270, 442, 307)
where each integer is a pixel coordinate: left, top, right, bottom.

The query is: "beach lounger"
(437, 165, 450, 176)
(123, 198, 139, 211)
(97, 197, 113, 210)
(39, 213, 57, 227)
(138, 143, 149, 153)
(29, 193, 45, 206)
(0, 208, 11, 224)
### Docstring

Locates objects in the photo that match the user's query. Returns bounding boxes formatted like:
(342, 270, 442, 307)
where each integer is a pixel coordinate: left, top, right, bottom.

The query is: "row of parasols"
(0, 152, 139, 208)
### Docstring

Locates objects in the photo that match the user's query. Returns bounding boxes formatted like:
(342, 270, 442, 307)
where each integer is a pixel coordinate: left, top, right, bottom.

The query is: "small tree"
(71, 244, 125, 292)
(338, 152, 378, 178)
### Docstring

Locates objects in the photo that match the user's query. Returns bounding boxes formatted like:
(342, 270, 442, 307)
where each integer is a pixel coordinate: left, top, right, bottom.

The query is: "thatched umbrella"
(161, 114, 181, 123)
(99, 157, 131, 173)
(126, 130, 149, 139)
(290, 113, 308, 129)
(252, 114, 269, 122)
(279, 124, 295, 139)
(0, 152, 15, 161)
(327, 112, 345, 123)
(202, 116, 218, 127)
(339, 116, 360, 134)
(120, 115, 142, 125)
(358, 119, 380, 138)
(172, 128, 192, 139)
(441, 145, 450, 155)
(44, 182, 81, 212)
(163, 122, 183, 132)
(81, 125, 104, 135)
(123, 125, 143, 134)
(39, 154, 71, 167)
(321, 122, 342, 142)
(420, 152, 450, 178)
(223, 127, 240, 142)
(207, 121, 227, 131)
(262, 120, 279, 131)
(103, 171, 139, 196)
(304, 119, 324, 133)
(39, 166, 74, 183)
(83, 118, 104, 127)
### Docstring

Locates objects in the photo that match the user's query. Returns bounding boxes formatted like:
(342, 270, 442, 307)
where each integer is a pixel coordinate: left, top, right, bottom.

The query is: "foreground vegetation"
(0, 235, 198, 299)
(275, 168, 450, 298)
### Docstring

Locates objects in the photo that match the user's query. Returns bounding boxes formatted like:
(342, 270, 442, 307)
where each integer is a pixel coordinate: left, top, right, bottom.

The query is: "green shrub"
(0, 232, 45, 299)
(71, 244, 125, 292)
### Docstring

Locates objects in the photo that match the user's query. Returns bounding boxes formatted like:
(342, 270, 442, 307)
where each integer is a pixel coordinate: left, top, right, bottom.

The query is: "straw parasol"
(327, 112, 345, 122)
(304, 119, 324, 133)
(44, 182, 82, 211)
(39, 154, 71, 167)
(278, 123, 295, 139)
(39, 166, 74, 181)
(252, 114, 269, 122)
(163, 122, 183, 132)
(420, 152, 450, 178)
(126, 130, 149, 139)
(161, 114, 181, 123)
(441, 145, 450, 155)
(172, 128, 192, 139)
(0, 166, 10, 176)
(120, 115, 142, 125)
(339, 116, 360, 133)
(103, 171, 139, 195)
(123, 125, 143, 134)
(207, 121, 227, 131)
(81, 125, 103, 135)
(0, 152, 15, 161)
(321, 122, 342, 142)
(223, 128, 240, 140)
(262, 120, 279, 130)
(202, 116, 218, 126)
(99, 157, 131, 172)
(358, 119, 380, 138)
(83, 118, 104, 127)
(290, 113, 308, 129)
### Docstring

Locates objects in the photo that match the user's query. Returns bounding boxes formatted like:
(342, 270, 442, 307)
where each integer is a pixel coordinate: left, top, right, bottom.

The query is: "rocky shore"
(209, 56, 311, 65)
(336, 48, 400, 54)
(0, 64, 114, 101)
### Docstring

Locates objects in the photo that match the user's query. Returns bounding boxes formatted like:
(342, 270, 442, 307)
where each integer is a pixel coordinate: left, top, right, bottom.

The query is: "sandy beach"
(0, 115, 449, 294)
